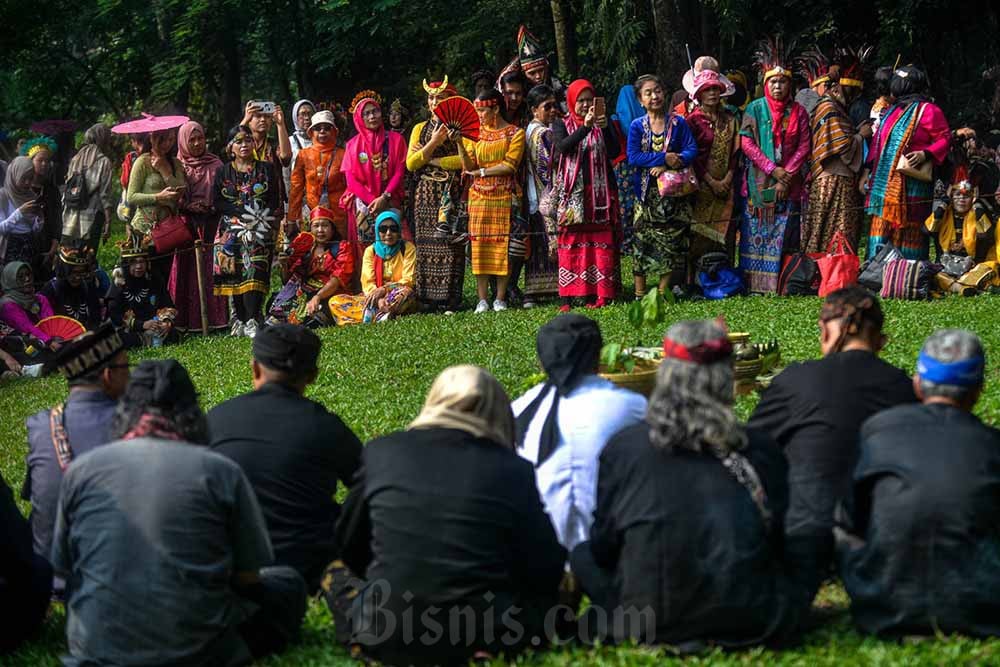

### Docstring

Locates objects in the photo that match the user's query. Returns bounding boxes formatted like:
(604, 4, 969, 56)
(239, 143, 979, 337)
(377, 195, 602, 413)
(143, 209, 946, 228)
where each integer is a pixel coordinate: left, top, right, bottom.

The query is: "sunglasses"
(378, 225, 400, 234)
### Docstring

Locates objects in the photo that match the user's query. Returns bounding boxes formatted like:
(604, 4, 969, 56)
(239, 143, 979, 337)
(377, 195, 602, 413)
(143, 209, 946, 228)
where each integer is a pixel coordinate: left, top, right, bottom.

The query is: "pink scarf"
(344, 99, 388, 194)
(177, 121, 223, 208)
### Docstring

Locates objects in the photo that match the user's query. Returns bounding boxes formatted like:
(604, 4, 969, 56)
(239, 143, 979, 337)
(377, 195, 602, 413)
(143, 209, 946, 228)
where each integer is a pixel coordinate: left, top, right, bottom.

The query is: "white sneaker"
(493, 299, 508, 312)
(244, 319, 259, 339)
(22, 363, 45, 378)
(522, 299, 537, 309)
(474, 299, 490, 314)
(230, 318, 244, 337)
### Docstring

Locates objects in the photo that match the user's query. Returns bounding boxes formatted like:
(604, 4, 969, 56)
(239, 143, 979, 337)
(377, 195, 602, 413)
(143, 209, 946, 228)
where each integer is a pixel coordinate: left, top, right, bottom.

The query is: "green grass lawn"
(3, 285, 1000, 665)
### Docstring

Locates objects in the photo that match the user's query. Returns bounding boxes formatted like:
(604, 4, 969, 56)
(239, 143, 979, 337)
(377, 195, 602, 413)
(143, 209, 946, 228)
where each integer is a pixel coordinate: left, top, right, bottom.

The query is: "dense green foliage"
(3, 0, 1000, 148)
(2, 285, 1000, 664)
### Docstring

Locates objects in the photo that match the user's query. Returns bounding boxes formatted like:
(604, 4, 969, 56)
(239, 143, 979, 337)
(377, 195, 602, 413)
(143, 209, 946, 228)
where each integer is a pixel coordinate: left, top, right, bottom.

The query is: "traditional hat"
(689, 69, 736, 100)
(58, 245, 94, 268)
(349, 90, 383, 113)
(754, 35, 797, 83)
(835, 45, 873, 89)
(44, 322, 126, 381)
(682, 56, 721, 94)
(112, 113, 190, 135)
(422, 78, 457, 97)
(799, 48, 832, 88)
(310, 205, 346, 239)
(21, 136, 58, 158)
(517, 25, 548, 72)
(389, 98, 408, 116)
(253, 323, 321, 375)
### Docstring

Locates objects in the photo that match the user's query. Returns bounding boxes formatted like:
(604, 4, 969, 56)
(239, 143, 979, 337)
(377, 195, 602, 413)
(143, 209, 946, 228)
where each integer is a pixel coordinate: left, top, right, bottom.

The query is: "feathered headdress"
(349, 90, 383, 113)
(798, 47, 831, 88)
(754, 35, 797, 83)
(835, 45, 874, 89)
(21, 136, 58, 158)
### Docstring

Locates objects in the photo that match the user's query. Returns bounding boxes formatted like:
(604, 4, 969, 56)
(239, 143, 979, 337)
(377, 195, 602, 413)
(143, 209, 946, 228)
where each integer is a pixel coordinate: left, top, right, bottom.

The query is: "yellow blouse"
(406, 121, 464, 173)
(924, 208, 998, 264)
(360, 242, 417, 294)
(462, 125, 525, 172)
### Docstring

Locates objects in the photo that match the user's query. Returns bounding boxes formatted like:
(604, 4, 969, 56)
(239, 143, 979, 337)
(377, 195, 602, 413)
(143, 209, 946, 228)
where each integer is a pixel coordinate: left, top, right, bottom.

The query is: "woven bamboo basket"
(599, 358, 662, 396)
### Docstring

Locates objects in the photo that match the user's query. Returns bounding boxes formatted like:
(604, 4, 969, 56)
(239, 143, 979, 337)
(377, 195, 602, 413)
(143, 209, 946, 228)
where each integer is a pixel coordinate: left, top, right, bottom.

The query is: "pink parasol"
(111, 113, 190, 135)
(29, 119, 77, 135)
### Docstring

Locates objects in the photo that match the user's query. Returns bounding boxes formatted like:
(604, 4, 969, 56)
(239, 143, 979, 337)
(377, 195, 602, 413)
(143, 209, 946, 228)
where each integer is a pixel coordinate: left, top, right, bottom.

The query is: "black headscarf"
(515, 314, 603, 466)
(252, 323, 321, 375)
(889, 65, 930, 106)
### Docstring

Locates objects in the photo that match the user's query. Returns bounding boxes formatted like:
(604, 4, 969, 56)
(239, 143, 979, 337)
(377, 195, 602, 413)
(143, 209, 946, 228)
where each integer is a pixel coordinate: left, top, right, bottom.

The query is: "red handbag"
(151, 213, 194, 254)
(817, 231, 860, 297)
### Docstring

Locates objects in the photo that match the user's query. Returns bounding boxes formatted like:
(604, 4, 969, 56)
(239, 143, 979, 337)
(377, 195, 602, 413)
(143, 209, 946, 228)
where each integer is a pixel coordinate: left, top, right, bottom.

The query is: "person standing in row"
(169, 121, 229, 332)
(553, 79, 622, 309)
(406, 78, 466, 312)
(522, 84, 560, 305)
(457, 89, 525, 314)
(341, 94, 407, 265)
(61, 123, 115, 250)
(627, 74, 698, 299)
(285, 99, 314, 207)
(739, 37, 810, 294)
(287, 110, 348, 241)
(212, 125, 283, 339)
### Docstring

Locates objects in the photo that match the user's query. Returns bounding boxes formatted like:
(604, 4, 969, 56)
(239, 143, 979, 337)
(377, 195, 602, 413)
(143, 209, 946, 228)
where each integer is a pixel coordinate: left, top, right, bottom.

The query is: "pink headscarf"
(177, 121, 222, 207)
(346, 99, 387, 193)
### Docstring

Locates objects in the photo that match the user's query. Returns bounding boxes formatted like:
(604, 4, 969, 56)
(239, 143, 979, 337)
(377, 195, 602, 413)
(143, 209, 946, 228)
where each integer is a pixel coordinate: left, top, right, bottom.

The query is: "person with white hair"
(571, 319, 807, 648)
(838, 328, 1000, 637)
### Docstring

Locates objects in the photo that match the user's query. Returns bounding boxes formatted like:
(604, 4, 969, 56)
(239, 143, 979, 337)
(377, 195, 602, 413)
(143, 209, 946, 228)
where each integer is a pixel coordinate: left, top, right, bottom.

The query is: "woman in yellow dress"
(456, 89, 525, 313)
(329, 209, 417, 324)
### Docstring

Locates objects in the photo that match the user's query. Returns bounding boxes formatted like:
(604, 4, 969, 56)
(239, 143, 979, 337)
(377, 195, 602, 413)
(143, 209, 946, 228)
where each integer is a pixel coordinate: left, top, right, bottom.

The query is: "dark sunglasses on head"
(378, 224, 400, 234)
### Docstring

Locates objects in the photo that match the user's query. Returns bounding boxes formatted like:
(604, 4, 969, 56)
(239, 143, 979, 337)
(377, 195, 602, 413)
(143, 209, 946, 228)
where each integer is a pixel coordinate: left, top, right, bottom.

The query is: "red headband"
(474, 99, 499, 108)
(662, 335, 733, 364)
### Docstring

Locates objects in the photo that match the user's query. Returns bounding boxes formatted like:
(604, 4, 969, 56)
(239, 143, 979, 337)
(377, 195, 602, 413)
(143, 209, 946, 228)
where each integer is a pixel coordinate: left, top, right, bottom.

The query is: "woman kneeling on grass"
(267, 206, 355, 327)
(329, 209, 417, 324)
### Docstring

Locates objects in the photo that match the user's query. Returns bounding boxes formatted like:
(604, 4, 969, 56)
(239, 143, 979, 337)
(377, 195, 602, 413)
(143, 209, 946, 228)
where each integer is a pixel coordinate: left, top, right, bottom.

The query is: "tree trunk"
(550, 0, 577, 79)
(650, 0, 688, 86)
(222, 37, 242, 131)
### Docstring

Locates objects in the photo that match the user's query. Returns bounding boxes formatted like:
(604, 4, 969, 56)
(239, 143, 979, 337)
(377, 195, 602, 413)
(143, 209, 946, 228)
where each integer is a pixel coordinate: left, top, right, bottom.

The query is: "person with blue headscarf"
(838, 328, 1000, 638)
(329, 209, 417, 324)
(612, 84, 645, 253)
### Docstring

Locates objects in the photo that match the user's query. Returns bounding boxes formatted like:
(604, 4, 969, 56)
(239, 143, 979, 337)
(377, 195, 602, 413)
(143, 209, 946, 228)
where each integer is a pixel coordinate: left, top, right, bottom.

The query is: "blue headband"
(916, 351, 985, 387)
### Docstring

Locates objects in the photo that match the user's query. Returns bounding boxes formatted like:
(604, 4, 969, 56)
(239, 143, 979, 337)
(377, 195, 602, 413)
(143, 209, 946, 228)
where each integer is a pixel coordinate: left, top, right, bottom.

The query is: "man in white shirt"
(513, 315, 647, 552)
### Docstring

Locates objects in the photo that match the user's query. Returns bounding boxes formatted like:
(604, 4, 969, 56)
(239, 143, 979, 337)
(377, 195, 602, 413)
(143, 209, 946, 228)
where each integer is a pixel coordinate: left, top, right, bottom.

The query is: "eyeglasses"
(362, 109, 381, 118)
(378, 225, 400, 234)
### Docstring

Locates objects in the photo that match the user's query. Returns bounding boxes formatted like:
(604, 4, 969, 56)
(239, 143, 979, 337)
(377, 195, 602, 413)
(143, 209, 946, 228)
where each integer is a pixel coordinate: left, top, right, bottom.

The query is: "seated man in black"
(209, 323, 362, 591)
(1, 469, 51, 655)
(331, 365, 565, 665)
(748, 286, 916, 601)
(52, 360, 307, 666)
(839, 329, 1000, 638)
(572, 320, 808, 649)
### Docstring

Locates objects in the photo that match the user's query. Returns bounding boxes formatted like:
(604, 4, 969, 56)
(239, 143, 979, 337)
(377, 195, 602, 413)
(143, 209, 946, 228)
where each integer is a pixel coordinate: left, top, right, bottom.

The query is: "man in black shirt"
(748, 286, 916, 601)
(839, 329, 1000, 637)
(210, 324, 363, 591)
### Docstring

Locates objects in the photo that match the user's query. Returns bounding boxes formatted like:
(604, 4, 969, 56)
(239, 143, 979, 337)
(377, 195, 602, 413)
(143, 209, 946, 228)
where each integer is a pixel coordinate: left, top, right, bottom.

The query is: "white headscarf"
(409, 365, 516, 449)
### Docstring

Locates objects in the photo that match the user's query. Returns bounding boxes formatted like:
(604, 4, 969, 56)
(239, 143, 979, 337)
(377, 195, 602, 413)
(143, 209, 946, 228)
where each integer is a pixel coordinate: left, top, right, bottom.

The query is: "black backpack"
(63, 166, 90, 211)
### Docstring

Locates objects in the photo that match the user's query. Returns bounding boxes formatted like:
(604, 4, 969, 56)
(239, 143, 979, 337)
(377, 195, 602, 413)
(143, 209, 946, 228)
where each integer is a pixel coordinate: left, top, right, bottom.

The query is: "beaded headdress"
(349, 90, 383, 113)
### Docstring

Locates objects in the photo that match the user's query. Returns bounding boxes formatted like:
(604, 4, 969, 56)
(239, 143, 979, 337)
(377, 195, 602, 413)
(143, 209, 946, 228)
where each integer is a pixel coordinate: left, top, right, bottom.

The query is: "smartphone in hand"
(593, 97, 606, 119)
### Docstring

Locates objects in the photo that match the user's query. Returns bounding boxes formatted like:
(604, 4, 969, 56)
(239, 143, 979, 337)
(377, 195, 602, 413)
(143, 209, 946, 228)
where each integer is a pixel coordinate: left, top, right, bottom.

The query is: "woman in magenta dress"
(340, 94, 408, 265)
(168, 121, 229, 331)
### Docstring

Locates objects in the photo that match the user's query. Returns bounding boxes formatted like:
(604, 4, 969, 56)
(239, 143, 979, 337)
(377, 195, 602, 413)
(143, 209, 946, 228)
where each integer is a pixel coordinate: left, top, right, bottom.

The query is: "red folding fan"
(433, 96, 480, 141)
(37, 316, 86, 341)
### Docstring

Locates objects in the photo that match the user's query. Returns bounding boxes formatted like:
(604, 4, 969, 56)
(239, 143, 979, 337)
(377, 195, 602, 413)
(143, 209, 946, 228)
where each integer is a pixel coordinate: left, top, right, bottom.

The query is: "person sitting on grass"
(40, 245, 104, 330)
(327, 365, 565, 666)
(571, 319, 808, 649)
(52, 359, 308, 667)
(748, 286, 916, 602)
(925, 180, 1000, 294)
(106, 248, 177, 348)
(267, 206, 355, 327)
(0, 261, 62, 358)
(838, 329, 1000, 638)
(210, 324, 362, 592)
(24, 323, 129, 569)
(513, 314, 647, 552)
(328, 209, 417, 325)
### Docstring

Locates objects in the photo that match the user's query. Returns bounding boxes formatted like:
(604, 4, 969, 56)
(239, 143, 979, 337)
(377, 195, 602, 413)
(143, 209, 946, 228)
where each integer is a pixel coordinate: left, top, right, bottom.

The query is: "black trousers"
(0, 554, 52, 654)
(236, 566, 309, 660)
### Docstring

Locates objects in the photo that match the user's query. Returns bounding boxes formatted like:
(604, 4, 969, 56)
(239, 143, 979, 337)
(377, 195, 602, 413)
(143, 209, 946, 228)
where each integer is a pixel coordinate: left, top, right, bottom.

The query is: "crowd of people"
(3, 27, 1000, 371)
(2, 288, 998, 664)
